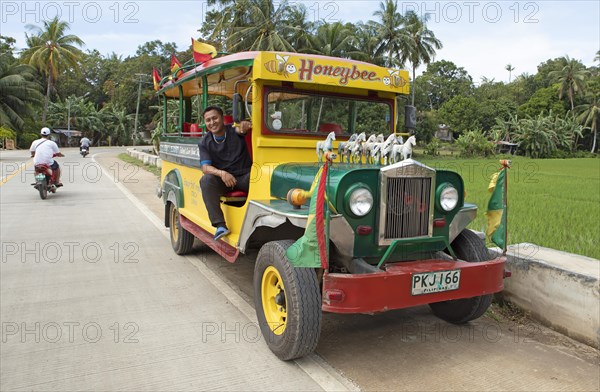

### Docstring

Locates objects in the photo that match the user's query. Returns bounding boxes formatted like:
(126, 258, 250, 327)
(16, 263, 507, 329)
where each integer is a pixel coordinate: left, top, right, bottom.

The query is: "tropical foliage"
(0, 0, 598, 156)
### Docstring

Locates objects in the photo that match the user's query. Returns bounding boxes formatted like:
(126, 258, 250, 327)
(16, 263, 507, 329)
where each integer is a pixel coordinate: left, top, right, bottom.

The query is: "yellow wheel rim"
(261, 266, 287, 335)
(170, 206, 179, 243)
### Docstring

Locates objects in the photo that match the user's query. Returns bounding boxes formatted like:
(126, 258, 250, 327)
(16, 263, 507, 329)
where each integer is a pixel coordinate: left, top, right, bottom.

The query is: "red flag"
(192, 38, 217, 63)
(170, 54, 183, 78)
(152, 67, 161, 91)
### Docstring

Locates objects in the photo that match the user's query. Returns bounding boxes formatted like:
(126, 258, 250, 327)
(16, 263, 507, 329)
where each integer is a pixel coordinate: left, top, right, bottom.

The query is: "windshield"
(265, 89, 393, 137)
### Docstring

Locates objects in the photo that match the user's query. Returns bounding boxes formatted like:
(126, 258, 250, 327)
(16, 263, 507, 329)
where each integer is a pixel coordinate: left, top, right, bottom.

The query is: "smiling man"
(198, 106, 252, 240)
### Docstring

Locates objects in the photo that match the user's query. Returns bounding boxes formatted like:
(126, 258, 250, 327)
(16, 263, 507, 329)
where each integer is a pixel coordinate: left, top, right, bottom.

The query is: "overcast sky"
(2, 1, 599, 83)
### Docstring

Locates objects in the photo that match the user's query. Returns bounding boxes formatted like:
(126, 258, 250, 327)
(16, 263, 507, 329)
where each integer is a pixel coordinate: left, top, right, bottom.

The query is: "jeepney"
(156, 51, 506, 360)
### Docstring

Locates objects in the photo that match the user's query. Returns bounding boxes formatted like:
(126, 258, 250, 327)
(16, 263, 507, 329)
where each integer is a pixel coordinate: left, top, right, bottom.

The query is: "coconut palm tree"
(228, 0, 294, 52)
(548, 56, 589, 111)
(372, 0, 406, 68)
(577, 94, 599, 153)
(21, 17, 84, 122)
(0, 61, 43, 130)
(400, 11, 443, 106)
(505, 64, 515, 83)
(310, 22, 354, 58)
(347, 22, 386, 66)
(284, 4, 315, 52)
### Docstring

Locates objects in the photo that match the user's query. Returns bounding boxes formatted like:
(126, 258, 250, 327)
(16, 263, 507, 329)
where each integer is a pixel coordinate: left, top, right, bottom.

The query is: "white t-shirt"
(80, 137, 90, 147)
(30, 138, 60, 165)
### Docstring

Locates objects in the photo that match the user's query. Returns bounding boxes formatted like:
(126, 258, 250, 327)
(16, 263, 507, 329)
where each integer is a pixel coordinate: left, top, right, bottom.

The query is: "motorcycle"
(32, 164, 57, 199)
(32, 153, 63, 200)
(80, 147, 89, 157)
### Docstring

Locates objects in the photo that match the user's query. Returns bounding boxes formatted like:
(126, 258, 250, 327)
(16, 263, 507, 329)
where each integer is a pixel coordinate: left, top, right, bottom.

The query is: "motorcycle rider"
(30, 127, 64, 187)
(80, 135, 91, 154)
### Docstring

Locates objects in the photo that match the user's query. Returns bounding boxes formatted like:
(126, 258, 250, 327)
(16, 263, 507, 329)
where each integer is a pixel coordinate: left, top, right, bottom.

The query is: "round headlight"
(348, 188, 373, 217)
(440, 185, 459, 211)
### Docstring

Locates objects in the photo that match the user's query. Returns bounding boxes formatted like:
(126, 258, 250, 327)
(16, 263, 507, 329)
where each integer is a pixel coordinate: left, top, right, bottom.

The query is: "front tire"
(254, 240, 322, 361)
(168, 203, 194, 255)
(429, 230, 493, 324)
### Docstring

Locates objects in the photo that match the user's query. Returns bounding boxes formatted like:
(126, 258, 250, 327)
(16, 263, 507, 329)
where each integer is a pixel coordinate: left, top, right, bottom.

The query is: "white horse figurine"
(316, 131, 336, 162)
(337, 133, 357, 163)
(381, 133, 398, 165)
(390, 135, 416, 163)
(361, 134, 378, 160)
(350, 132, 367, 163)
(368, 142, 383, 165)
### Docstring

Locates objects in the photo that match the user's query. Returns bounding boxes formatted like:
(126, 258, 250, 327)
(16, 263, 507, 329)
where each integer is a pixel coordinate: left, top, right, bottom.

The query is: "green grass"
(117, 153, 161, 177)
(417, 156, 600, 260)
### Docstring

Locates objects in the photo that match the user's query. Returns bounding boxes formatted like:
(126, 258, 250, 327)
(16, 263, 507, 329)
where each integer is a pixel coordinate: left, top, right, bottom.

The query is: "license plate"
(35, 174, 45, 181)
(411, 269, 460, 295)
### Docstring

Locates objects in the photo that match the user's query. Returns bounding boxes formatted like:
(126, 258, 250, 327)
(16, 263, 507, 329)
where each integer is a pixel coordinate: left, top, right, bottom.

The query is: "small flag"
(170, 54, 183, 78)
(152, 67, 161, 91)
(286, 164, 329, 268)
(192, 38, 217, 63)
(486, 160, 510, 251)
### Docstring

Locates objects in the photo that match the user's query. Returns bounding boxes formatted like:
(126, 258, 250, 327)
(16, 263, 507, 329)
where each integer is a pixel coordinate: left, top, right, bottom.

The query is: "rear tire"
(429, 230, 493, 324)
(168, 203, 194, 255)
(38, 178, 47, 200)
(254, 240, 322, 360)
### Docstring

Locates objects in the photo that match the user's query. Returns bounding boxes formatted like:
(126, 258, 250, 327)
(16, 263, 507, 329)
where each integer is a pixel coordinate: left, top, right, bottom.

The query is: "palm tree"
(21, 17, 84, 122)
(400, 11, 443, 105)
(228, 0, 294, 52)
(347, 22, 386, 65)
(548, 56, 589, 111)
(0, 61, 43, 130)
(372, 0, 406, 68)
(577, 94, 600, 153)
(505, 64, 515, 83)
(284, 4, 315, 52)
(310, 22, 354, 58)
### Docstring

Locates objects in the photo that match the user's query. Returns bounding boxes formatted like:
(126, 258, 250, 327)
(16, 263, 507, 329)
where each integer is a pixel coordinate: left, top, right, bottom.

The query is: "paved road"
(1, 148, 598, 391)
(1, 148, 348, 391)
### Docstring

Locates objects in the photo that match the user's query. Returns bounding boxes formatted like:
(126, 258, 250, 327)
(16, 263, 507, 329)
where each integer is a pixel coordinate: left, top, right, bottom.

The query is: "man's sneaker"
(214, 226, 230, 240)
(56, 183, 63, 188)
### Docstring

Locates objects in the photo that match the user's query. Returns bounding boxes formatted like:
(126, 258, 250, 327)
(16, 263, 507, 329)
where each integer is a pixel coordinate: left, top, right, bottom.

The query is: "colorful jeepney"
(156, 51, 507, 360)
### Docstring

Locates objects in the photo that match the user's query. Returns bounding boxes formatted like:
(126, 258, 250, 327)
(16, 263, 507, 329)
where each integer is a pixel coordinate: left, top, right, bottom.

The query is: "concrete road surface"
(1, 148, 350, 391)
(1, 148, 598, 391)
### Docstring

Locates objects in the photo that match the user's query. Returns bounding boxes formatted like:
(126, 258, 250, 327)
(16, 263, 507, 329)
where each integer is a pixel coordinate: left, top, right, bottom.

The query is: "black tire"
(168, 202, 194, 255)
(38, 178, 47, 200)
(254, 240, 322, 361)
(429, 230, 493, 324)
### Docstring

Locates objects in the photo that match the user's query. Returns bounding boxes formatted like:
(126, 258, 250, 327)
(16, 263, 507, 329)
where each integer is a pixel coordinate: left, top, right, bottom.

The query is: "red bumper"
(322, 257, 506, 313)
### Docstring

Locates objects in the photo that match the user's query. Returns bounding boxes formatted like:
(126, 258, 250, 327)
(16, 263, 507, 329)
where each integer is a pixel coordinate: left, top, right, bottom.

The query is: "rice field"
(417, 156, 600, 260)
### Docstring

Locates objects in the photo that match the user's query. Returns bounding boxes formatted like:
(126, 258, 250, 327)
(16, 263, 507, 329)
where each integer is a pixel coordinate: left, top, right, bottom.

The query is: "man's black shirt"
(198, 125, 252, 177)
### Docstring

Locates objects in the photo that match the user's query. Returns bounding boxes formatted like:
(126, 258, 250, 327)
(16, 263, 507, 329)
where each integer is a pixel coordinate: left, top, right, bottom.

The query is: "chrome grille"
(384, 177, 432, 239)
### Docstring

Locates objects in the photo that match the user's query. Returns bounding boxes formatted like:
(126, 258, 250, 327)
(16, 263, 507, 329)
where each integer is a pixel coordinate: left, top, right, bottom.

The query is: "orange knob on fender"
(286, 188, 310, 208)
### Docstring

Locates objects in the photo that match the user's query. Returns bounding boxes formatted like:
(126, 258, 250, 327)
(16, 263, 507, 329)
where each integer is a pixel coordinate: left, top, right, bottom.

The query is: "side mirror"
(404, 105, 416, 131)
(232, 93, 242, 123)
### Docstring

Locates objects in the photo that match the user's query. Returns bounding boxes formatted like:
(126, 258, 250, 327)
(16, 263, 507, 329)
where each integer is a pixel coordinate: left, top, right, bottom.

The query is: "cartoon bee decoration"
(386, 69, 407, 87)
(264, 54, 297, 77)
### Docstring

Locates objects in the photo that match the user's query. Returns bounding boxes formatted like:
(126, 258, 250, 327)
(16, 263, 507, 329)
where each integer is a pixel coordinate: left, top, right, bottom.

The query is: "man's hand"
(219, 170, 236, 188)
(55, 152, 64, 157)
(236, 120, 252, 135)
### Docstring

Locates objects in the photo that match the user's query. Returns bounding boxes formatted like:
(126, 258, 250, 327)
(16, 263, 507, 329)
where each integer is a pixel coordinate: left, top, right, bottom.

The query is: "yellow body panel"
(254, 52, 410, 94)
(160, 51, 411, 250)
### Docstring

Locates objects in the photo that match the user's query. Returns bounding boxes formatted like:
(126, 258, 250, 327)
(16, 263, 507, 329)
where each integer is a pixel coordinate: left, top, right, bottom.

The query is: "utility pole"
(133, 73, 145, 146)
